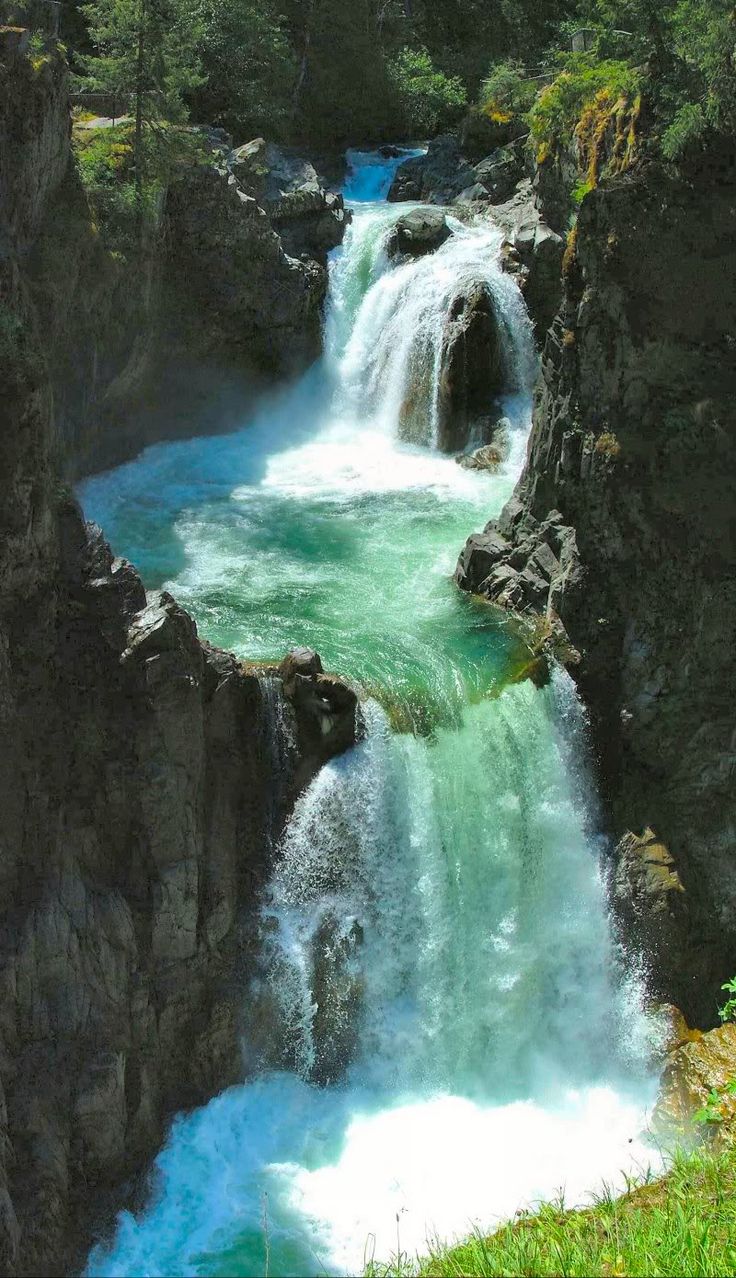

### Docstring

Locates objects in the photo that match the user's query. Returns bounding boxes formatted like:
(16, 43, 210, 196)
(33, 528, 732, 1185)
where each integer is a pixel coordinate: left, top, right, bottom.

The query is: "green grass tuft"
(367, 1144, 736, 1277)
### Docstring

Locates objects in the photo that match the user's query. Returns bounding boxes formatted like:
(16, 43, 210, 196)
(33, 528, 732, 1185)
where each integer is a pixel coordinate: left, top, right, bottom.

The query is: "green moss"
(528, 56, 641, 157)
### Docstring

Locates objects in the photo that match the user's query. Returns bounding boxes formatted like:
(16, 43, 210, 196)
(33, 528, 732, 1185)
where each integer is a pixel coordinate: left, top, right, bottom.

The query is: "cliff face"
(19, 79, 347, 482)
(0, 38, 358, 1276)
(457, 146, 736, 1024)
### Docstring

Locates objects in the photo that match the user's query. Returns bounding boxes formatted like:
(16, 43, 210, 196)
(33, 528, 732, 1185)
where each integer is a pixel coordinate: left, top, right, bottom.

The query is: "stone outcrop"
(227, 136, 349, 261)
(455, 147, 736, 1025)
(388, 134, 475, 205)
(438, 284, 506, 453)
(654, 1022, 736, 1144)
(386, 207, 452, 258)
(20, 75, 347, 480)
(0, 37, 358, 1277)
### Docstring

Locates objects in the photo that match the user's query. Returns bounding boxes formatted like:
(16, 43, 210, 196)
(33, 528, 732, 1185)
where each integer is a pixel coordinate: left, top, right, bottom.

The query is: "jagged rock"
(386, 208, 452, 258)
(455, 443, 504, 472)
(438, 284, 506, 452)
(511, 220, 564, 336)
(455, 530, 510, 592)
(310, 913, 364, 1086)
(388, 135, 474, 205)
(473, 143, 526, 204)
(653, 1022, 736, 1144)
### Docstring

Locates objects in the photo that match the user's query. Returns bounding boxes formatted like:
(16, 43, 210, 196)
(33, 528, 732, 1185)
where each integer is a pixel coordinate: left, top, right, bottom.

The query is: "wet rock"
(653, 1022, 736, 1143)
(455, 443, 504, 472)
(311, 913, 364, 1086)
(386, 208, 452, 259)
(438, 284, 505, 452)
(388, 135, 474, 205)
(455, 530, 510, 592)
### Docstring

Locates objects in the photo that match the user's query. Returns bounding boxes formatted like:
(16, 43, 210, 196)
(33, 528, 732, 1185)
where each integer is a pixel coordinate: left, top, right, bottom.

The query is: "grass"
(367, 1144, 736, 1277)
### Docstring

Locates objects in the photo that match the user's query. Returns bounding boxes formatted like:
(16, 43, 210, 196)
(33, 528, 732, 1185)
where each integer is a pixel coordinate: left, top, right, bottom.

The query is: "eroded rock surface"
(0, 40, 358, 1277)
(455, 149, 736, 1024)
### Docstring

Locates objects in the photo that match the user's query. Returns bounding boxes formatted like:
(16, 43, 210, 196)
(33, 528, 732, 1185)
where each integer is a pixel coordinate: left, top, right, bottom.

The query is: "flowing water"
(82, 151, 660, 1278)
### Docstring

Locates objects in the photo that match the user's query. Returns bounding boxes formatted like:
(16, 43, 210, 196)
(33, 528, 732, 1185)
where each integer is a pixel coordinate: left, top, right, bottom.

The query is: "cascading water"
(82, 152, 661, 1278)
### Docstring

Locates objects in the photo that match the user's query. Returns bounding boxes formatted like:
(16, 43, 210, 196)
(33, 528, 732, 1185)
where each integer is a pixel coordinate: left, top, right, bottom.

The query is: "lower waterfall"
(82, 152, 661, 1277)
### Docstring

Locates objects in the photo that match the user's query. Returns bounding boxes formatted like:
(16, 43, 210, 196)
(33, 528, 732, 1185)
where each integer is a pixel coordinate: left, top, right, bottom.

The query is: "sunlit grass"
(367, 1144, 736, 1277)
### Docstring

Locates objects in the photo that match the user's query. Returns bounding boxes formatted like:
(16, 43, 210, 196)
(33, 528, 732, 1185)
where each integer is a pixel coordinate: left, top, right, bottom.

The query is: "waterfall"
(83, 154, 661, 1278)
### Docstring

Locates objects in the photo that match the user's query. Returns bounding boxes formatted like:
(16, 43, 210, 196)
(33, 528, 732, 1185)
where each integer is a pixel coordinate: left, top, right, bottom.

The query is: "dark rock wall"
(0, 40, 358, 1276)
(457, 154, 736, 1023)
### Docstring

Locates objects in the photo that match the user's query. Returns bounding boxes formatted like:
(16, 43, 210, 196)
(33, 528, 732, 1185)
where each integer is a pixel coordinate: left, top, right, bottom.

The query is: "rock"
(437, 284, 506, 452)
(653, 1022, 736, 1144)
(473, 143, 526, 204)
(454, 530, 510, 592)
(386, 208, 453, 259)
(279, 646, 324, 686)
(459, 107, 526, 162)
(388, 135, 474, 205)
(650, 1003, 703, 1058)
(517, 221, 564, 336)
(455, 443, 504, 472)
(310, 913, 364, 1085)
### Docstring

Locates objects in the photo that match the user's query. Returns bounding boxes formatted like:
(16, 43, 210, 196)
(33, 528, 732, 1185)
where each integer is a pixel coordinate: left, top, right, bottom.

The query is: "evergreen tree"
(80, 0, 202, 233)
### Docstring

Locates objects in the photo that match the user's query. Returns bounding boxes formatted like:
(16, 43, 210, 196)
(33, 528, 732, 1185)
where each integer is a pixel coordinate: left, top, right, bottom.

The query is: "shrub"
(529, 55, 641, 156)
(387, 46, 467, 137)
(479, 59, 537, 119)
(662, 102, 708, 161)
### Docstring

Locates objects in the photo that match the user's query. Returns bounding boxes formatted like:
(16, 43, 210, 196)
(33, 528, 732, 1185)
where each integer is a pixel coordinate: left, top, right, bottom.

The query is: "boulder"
(653, 1022, 736, 1144)
(386, 208, 452, 259)
(388, 135, 474, 205)
(437, 284, 506, 452)
(473, 143, 526, 204)
(455, 443, 504, 472)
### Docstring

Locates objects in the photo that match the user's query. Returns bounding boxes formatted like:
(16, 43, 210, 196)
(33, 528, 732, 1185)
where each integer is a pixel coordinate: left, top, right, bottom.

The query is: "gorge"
(1, 11, 735, 1277)
(77, 154, 660, 1277)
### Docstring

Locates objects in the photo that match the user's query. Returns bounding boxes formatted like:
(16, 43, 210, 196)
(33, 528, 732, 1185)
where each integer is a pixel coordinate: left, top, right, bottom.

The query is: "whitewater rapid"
(82, 150, 661, 1278)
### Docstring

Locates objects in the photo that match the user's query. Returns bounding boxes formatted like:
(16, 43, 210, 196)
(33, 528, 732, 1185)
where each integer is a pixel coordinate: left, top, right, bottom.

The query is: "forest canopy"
(65, 0, 735, 156)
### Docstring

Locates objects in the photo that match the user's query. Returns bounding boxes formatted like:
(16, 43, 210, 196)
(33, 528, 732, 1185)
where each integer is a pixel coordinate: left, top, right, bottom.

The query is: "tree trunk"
(292, 0, 317, 114)
(134, 0, 146, 247)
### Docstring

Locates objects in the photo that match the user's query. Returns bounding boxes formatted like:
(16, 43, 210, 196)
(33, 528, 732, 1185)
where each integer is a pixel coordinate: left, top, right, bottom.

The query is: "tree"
(193, 0, 297, 142)
(80, 0, 203, 237)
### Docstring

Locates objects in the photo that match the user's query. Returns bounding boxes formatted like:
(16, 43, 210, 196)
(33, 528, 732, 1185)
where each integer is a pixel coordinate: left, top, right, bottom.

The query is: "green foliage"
(192, 0, 296, 142)
(79, 0, 203, 122)
(662, 102, 708, 160)
(479, 60, 537, 117)
(528, 55, 641, 152)
(369, 1144, 736, 1278)
(719, 977, 736, 1025)
(387, 46, 467, 136)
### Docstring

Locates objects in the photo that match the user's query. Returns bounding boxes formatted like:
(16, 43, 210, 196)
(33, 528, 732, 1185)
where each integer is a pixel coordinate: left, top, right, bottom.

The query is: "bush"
(479, 59, 537, 119)
(661, 102, 708, 161)
(387, 46, 467, 137)
(529, 55, 641, 154)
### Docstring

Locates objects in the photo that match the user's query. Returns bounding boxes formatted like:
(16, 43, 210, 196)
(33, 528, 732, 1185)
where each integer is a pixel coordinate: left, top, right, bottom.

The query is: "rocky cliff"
(17, 58, 347, 481)
(456, 142, 736, 1025)
(0, 34, 358, 1276)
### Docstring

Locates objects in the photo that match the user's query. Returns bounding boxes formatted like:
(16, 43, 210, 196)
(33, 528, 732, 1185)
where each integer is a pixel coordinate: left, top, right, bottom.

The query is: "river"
(81, 148, 660, 1278)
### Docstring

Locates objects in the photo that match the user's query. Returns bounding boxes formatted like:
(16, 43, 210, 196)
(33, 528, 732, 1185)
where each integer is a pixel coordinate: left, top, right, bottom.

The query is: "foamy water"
(82, 156, 661, 1278)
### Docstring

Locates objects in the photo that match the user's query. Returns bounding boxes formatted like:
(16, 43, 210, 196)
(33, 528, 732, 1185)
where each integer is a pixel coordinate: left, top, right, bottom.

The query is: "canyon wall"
(0, 36, 357, 1276)
(457, 142, 736, 1025)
